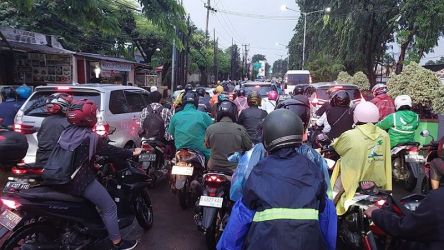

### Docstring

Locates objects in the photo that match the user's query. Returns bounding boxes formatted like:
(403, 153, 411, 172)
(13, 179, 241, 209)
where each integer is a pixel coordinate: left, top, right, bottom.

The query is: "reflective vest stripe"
(391, 127, 415, 134)
(253, 208, 319, 222)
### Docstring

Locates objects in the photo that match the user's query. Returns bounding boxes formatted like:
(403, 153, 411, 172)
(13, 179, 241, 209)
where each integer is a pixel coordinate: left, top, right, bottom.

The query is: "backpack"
(142, 105, 165, 140)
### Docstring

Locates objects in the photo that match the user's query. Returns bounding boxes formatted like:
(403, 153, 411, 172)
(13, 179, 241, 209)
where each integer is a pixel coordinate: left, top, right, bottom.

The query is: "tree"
(251, 54, 266, 63)
(351, 71, 370, 90)
(307, 53, 344, 82)
(272, 59, 288, 78)
(336, 71, 353, 83)
(432, 86, 444, 114)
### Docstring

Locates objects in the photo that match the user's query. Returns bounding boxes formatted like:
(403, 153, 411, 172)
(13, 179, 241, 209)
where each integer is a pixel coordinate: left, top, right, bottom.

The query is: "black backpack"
(142, 105, 165, 140)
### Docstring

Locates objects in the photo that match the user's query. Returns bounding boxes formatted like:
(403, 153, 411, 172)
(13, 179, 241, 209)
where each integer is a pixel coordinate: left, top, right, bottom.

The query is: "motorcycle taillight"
(408, 147, 419, 154)
(142, 143, 154, 152)
(205, 175, 225, 183)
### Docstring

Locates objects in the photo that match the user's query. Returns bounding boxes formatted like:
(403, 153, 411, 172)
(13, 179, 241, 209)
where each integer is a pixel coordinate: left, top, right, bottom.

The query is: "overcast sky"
(182, 0, 444, 65)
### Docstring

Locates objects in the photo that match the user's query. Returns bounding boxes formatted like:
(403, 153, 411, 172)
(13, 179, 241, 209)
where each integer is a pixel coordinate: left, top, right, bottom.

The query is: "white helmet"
(353, 101, 380, 124)
(150, 86, 158, 92)
(371, 83, 387, 96)
(394, 95, 412, 110)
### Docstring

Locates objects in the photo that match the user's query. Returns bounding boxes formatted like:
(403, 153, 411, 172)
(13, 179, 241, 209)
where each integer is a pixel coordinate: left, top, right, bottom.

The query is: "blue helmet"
(15, 85, 32, 100)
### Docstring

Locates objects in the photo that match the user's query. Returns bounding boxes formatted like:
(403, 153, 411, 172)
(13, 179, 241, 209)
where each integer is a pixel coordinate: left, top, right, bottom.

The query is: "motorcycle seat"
(17, 186, 85, 203)
(16, 162, 42, 170)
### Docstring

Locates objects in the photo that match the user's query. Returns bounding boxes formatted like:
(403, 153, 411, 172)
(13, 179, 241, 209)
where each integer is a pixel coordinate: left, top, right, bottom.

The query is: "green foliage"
(252, 54, 266, 63)
(387, 62, 441, 107)
(351, 71, 370, 90)
(307, 53, 344, 82)
(425, 57, 444, 66)
(336, 71, 352, 83)
(432, 86, 444, 114)
(272, 59, 288, 78)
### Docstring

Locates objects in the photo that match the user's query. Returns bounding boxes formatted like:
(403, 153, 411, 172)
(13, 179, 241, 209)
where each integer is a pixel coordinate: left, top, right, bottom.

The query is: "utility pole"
(213, 29, 218, 84)
(204, 0, 216, 39)
(171, 27, 176, 92)
(242, 44, 249, 80)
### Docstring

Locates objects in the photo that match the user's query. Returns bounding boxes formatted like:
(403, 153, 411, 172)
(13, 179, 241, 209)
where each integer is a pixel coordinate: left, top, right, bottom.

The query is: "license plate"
(199, 196, 223, 208)
(140, 153, 157, 162)
(3, 181, 30, 192)
(171, 166, 194, 176)
(0, 210, 22, 231)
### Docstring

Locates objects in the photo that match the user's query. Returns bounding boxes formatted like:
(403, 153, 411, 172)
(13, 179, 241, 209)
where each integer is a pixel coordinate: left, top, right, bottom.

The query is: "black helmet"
(237, 89, 246, 97)
(185, 84, 193, 93)
(196, 88, 206, 97)
(275, 97, 310, 130)
(293, 85, 305, 95)
(216, 100, 238, 122)
(182, 91, 198, 108)
(330, 90, 350, 107)
(262, 109, 304, 152)
(176, 85, 183, 91)
(1, 87, 16, 100)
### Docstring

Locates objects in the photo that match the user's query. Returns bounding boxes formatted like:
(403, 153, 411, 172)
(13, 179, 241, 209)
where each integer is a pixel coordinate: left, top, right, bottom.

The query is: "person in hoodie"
(370, 84, 395, 121)
(377, 95, 419, 148)
(237, 91, 268, 144)
(331, 101, 392, 215)
(233, 88, 249, 115)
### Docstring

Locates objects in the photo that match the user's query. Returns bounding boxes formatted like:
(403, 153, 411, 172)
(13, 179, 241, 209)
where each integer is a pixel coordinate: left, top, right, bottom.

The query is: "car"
(14, 84, 150, 163)
(243, 82, 284, 113)
(172, 87, 215, 101)
(283, 70, 312, 94)
(306, 82, 363, 113)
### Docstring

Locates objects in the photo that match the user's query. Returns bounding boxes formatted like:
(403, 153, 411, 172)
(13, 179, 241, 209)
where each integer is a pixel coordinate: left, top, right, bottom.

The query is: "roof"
(0, 40, 74, 55)
(423, 64, 444, 72)
(35, 84, 147, 92)
(286, 70, 310, 74)
(76, 52, 137, 64)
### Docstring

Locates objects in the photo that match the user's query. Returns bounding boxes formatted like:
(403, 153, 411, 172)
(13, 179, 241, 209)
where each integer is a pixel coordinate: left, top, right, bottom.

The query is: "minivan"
(283, 70, 312, 94)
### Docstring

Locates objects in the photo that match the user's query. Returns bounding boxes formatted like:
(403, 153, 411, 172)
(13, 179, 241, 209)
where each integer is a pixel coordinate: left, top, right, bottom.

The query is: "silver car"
(14, 84, 150, 163)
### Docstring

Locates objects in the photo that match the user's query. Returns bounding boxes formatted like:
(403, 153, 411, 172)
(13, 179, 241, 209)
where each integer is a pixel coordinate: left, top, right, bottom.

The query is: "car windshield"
(244, 85, 272, 97)
(316, 87, 361, 100)
(287, 74, 310, 85)
(23, 90, 101, 117)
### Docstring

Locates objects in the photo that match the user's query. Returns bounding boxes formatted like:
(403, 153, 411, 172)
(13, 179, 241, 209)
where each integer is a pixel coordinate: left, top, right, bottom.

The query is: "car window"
(124, 90, 146, 112)
(286, 74, 310, 85)
(244, 85, 272, 97)
(141, 93, 151, 106)
(109, 90, 130, 114)
(316, 87, 361, 100)
(23, 90, 101, 117)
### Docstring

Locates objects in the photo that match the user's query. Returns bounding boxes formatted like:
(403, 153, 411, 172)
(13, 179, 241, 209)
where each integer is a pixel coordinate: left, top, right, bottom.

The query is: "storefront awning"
(0, 41, 74, 55)
(76, 52, 137, 64)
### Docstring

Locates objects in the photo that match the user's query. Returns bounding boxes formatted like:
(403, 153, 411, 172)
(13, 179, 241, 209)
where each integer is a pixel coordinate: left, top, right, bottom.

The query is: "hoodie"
(331, 123, 392, 215)
(377, 110, 419, 148)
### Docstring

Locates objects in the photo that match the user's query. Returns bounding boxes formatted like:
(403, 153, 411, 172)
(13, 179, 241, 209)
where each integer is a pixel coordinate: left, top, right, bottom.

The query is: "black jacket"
(238, 107, 268, 144)
(326, 106, 354, 139)
(373, 188, 444, 250)
(35, 115, 70, 168)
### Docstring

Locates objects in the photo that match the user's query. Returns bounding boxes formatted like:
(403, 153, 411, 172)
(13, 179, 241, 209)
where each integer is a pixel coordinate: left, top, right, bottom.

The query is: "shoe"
(112, 239, 138, 250)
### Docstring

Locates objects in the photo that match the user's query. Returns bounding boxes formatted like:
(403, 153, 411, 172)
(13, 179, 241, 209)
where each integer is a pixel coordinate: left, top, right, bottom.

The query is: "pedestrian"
(0, 87, 20, 127)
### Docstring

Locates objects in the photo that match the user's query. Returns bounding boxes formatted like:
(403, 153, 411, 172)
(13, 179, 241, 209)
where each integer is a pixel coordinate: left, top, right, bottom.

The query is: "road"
(130, 181, 207, 250)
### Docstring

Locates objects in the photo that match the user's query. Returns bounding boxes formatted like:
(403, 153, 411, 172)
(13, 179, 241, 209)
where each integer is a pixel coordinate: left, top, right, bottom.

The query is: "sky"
(182, 0, 444, 65)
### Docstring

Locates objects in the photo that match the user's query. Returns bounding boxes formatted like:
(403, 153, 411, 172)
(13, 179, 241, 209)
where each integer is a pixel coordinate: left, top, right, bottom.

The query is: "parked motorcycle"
(170, 148, 206, 209)
(391, 142, 426, 192)
(139, 137, 171, 187)
(0, 156, 154, 249)
(195, 170, 233, 250)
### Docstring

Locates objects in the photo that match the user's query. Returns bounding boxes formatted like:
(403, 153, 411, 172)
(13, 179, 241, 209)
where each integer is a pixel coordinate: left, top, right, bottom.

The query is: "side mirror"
(420, 130, 430, 138)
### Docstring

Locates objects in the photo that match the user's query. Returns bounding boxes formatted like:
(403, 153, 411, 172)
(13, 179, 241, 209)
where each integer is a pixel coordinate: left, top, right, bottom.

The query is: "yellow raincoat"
(331, 123, 392, 215)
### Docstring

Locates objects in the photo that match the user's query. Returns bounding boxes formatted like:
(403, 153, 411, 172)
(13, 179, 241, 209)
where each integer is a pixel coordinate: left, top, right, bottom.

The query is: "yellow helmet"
(215, 85, 224, 94)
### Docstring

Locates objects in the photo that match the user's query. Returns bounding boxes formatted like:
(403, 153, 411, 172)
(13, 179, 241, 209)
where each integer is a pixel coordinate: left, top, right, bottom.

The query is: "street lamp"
(281, 5, 331, 69)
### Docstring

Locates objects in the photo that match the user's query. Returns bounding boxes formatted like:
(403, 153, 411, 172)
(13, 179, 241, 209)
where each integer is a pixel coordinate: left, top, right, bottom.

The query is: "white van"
(283, 70, 312, 94)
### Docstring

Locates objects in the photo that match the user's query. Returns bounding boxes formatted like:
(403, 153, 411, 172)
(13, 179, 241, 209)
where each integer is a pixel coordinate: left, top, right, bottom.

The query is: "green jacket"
(377, 110, 419, 148)
(168, 103, 213, 159)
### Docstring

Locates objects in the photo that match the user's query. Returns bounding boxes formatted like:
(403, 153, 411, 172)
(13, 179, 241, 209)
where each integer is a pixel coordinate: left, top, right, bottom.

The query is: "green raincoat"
(377, 110, 419, 148)
(168, 103, 213, 159)
(331, 123, 392, 215)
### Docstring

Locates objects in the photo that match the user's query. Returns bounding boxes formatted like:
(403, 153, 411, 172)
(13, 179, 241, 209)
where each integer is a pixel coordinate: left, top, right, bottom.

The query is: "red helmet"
(67, 99, 97, 127)
(46, 93, 73, 114)
(268, 90, 278, 101)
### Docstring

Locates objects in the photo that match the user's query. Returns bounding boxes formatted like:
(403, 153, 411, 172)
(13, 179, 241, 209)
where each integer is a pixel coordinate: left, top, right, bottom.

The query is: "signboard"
(257, 60, 266, 77)
(0, 26, 47, 45)
(101, 61, 132, 72)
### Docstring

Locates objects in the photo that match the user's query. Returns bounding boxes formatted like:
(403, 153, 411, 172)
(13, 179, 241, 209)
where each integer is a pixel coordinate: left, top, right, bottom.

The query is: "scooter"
(391, 142, 426, 192)
(139, 137, 171, 187)
(419, 129, 442, 193)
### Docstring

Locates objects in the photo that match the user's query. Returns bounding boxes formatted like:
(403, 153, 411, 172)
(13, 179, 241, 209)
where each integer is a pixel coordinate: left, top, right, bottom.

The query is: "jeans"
(82, 179, 120, 241)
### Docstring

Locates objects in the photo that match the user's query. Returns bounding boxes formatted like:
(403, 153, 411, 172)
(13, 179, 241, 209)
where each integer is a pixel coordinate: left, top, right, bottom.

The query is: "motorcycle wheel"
(1, 223, 59, 250)
(404, 162, 417, 192)
(134, 188, 154, 230)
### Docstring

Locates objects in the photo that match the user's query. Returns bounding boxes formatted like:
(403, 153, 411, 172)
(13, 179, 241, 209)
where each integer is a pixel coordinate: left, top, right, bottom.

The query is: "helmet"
(215, 85, 224, 94)
(67, 99, 97, 127)
(330, 90, 351, 107)
(218, 93, 229, 103)
(182, 91, 198, 108)
(46, 93, 73, 114)
(371, 84, 387, 96)
(15, 85, 32, 100)
(353, 101, 380, 124)
(247, 91, 261, 106)
(184, 84, 193, 93)
(262, 109, 304, 152)
(268, 90, 278, 101)
(237, 89, 246, 97)
(394, 95, 412, 110)
(176, 85, 183, 91)
(150, 86, 158, 92)
(276, 97, 310, 129)
(216, 100, 238, 122)
(293, 85, 305, 95)
(196, 88, 206, 97)
(1, 87, 16, 100)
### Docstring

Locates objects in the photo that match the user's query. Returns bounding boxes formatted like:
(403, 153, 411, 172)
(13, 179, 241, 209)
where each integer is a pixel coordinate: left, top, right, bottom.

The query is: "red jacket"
(371, 94, 395, 121)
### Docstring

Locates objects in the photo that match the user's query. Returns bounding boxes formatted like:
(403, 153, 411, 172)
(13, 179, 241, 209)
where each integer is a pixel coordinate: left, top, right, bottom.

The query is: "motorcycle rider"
(205, 100, 252, 171)
(237, 91, 268, 144)
(196, 87, 211, 113)
(316, 90, 354, 140)
(233, 88, 249, 114)
(220, 109, 327, 250)
(292, 85, 310, 104)
(168, 91, 213, 159)
(210, 85, 224, 107)
(331, 101, 392, 215)
(0, 87, 20, 127)
(377, 95, 419, 148)
(15, 84, 32, 106)
(370, 83, 395, 120)
(429, 136, 444, 190)
(35, 93, 73, 168)
(139, 90, 173, 142)
(43, 99, 143, 250)
(173, 83, 193, 111)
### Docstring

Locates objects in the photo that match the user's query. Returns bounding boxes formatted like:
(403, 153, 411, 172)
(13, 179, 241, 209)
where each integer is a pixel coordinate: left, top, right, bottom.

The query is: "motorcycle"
(194, 170, 233, 250)
(139, 137, 171, 187)
(170, 148, 206, 209)
(419, 129, 442, 192)
(338, 181, 425, 250)
(0, 156, 154, 249)
(391, 142, 426, 192)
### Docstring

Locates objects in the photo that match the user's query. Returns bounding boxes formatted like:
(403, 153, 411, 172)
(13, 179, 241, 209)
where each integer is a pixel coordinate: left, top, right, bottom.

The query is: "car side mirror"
(420, 129, 430, 138)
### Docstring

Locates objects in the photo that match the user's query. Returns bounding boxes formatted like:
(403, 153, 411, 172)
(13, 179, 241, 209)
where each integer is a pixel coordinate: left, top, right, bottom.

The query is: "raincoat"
(377, 110, 419, 148)
(331, 123, 392, 215)
(168, 103, 213, 159)
(370, 94, 395, 120)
